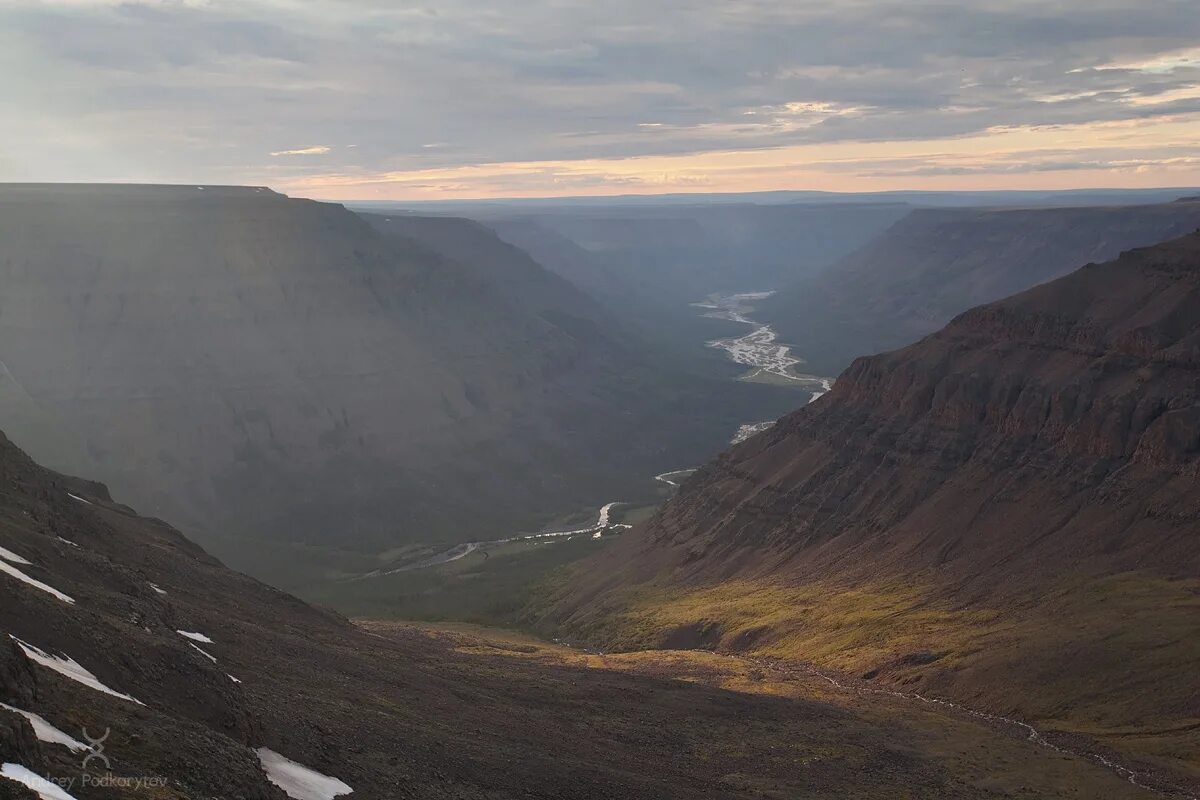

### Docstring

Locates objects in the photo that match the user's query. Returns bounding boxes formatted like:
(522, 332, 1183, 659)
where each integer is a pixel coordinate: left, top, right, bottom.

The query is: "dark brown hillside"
(0, 431, 1157, 799)
(760, 200, 1200, 374)
(538, 231, 1200, 790)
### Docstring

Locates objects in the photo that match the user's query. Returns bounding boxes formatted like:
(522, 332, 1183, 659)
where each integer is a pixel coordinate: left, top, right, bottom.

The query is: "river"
(358, 290, 832, 576)
(354, 502, 631, 579)
(695, 291, 834, 442)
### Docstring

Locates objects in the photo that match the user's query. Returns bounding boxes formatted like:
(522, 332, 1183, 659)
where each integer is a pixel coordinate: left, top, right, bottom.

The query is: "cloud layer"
(2, 0, 1199, 198)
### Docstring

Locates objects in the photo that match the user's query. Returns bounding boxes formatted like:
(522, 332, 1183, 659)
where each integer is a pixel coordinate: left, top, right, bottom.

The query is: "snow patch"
(0, 546, 32, 565)
(56, 537, 79, 548)
(10, 636, 143, 705)
(188, 642, 217, 663)
(228, 673, 243, 684)
(66, 493, 91, 505)
(148, 582, 167, 595)
(1, 763, 80, 800)
(256, 748, 353, 800)
(176, 630, 213, 644)
(0, 559, 75, 604)
(0, 703, 89, 752)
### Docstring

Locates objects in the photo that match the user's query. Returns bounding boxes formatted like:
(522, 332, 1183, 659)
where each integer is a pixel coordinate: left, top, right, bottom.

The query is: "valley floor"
(307, 289, 824, 613)
(360, 620, 1171, 800)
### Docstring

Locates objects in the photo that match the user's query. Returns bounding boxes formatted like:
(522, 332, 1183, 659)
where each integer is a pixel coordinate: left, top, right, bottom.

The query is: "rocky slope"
(0, 431, 1161, 799)
(538, 231, 1200, 792)
(0, 184, 787, 582)
(760, 199, 1200, 374)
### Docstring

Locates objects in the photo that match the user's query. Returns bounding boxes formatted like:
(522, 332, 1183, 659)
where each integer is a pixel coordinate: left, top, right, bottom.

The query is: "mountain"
(759, 199, 1200, 374)
(354, 186, 1200, 212)
(484, 202, 911, 306)
(460, 203, 911, 371)
(0, 431, 1156, 799)
(0, 184, 791, 584)
(360, 212, 622, 340)
(536, 232, 1200, 792)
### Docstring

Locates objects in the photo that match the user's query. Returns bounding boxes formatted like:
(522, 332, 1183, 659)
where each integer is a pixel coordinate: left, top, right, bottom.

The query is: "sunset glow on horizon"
(4, 1, 1199, 201)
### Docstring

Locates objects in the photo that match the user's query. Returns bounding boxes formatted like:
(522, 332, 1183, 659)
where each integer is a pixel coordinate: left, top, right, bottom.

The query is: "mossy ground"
(307, 531, 615, 622)
(542, 572, 1200, 787)
(363, 620, 1161, 800)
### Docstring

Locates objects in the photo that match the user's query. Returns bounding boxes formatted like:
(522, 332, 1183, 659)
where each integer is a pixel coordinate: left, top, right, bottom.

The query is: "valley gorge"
(2, 184, 1199, 799)
(0, 184, 797, 587)
(8, 2, 1200, 796)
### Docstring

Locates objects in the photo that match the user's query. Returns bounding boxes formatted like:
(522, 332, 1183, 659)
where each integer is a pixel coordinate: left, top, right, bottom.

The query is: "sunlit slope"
(537, 232, 1200, 790)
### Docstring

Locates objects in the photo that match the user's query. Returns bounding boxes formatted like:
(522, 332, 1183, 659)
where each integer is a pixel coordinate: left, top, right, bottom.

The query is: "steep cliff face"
(541, 232, 1200, 787)
(361, 212, 624, 345)
(0, 185, 784, 580)
(761, 200, 1200, 374)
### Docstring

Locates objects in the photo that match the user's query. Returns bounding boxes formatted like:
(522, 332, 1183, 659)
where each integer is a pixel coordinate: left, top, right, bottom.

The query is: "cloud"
(269, 145, 332, 156)
(1081, 46, 1200, 74)
(1, 0, 1199, 195)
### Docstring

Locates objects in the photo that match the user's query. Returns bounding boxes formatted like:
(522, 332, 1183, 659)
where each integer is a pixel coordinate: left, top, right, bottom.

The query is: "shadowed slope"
(0, 184, 788, 583)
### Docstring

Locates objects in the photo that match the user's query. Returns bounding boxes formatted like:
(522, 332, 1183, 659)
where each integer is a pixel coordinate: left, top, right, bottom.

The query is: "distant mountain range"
(352, 186, 1200, 211)
(484, 202, 911, 305)
(537, 231, 1200, 794)
(457, 202, 912, 365)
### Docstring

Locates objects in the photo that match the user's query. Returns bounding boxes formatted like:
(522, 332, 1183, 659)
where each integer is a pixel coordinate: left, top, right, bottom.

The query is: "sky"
(3, 0, 1200, 200)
